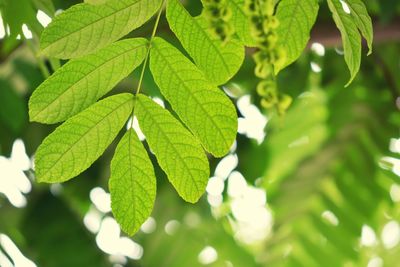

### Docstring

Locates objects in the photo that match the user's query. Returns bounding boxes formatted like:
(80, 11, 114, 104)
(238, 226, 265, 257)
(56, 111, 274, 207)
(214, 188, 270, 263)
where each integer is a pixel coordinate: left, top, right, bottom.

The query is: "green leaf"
(35, 93, 134, 183)
(84, 0, 108, 5)
(346, 0, 373, 55)
(327, 0, 361, 86)
(150, 37, 237, 157)
(39, 0, 162, 59)
(30, 38, 147, 124)
(166, 0, 244, 85)
(228, 0, 256, 46)
(275, 0, 319, 73)
(0, 0, 38, 37)
(109, 129, 156, 235)
(0, 79, 27, 134)
(32, 0, 55, 16)
(135, 94, 209, 203)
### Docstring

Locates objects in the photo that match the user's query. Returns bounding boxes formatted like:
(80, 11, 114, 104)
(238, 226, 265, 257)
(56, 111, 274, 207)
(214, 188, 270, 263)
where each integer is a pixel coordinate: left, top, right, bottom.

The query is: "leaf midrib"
(41, 96, 132, 179)
(32, 43, 146, 121)
(329, 0, 356, 68)
(41, 0, 142, 51)
(280, 0, 302, 48)
(347, 1, 372, 51)
(137, 96, 203, 198)
(152, 45, 232, 153)
(168, 1, 230, 77)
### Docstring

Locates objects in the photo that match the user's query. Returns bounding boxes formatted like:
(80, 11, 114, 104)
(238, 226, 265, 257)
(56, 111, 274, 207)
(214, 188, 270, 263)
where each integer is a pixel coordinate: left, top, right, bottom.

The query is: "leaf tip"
(28, 110, 38, 123)
(34, 171, 50, 184)
(182, 193, 203, 204)
(344, 77, 354, 87)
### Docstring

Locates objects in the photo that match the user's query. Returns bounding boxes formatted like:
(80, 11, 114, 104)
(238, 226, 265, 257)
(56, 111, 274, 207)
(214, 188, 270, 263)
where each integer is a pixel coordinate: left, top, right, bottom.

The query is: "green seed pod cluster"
(245, 0, 291, 114)
(257, 80, 292, 115)
(202, 0, 234, 43)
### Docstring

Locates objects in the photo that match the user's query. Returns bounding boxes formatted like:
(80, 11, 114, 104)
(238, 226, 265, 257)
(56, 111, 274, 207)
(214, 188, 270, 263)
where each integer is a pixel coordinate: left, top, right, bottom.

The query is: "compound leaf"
(109, 129, 156, 235)
(30, 38, 147, 124)
(35, 93, 134, 183)
(150, 37, 237, 157)
(275, 0, 319, 73)
(166, 0, 244, 85)
(135, 94, 209, 203)
(40, 0, 161, 58)
(327, 0, 361, 86)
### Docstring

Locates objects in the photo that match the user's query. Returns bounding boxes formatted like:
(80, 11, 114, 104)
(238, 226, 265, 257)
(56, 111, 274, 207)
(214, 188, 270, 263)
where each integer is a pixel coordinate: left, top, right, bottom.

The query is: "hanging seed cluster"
(245, 0, 292, 114)
(202, 0, 235, 43)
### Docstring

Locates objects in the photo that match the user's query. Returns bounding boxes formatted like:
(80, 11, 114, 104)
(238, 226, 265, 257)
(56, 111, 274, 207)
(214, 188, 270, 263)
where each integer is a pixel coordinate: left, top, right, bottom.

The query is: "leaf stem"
(129, 0, 166, 129)
(134, 0, 165, 96)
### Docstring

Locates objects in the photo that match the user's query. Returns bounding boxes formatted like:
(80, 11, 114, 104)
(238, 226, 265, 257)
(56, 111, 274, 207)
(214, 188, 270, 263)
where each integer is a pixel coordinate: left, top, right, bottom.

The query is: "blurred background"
(0, 0, 399, 266)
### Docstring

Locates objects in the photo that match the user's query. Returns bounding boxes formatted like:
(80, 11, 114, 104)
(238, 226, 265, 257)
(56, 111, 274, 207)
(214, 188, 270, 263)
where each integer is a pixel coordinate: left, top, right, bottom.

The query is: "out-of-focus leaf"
(21, 193, 108, 267)
(32, 0, 55, 16)
(0, 79, 27, 134)
(140, 189, 260, 267)
(0, 0, 38, 37)
(263, 90, 329, 190)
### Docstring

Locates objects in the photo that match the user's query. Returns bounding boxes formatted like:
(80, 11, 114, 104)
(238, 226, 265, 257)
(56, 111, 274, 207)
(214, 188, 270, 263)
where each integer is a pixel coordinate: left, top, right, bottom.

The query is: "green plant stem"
(135, 0, 165, 96)
(49, 58, 61, 72)
(25, 39, 50, 78)
(128, 0, 165, 129)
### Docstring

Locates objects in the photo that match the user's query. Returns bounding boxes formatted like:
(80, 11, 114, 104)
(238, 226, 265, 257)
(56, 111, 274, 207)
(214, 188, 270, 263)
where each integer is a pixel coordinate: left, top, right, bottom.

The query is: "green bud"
(220, 6, 233, 21)
(256, 80, 276, 97)
(255, 62, 272, 78)
(244, 0, 257, 14)
(263, 17, 280, 31)
(258, 33, 278, 49)
(273, 47, 287, 67)
(250, 21, 265, 40)
(277, 93, 292, 114)
(262, 0, 275, 16)
(250, 15, 260, 25)
(203, 5, 220, 19)
(261, 97, 275, 109)
(211, 22, 234, 42)
(253, 50, 269, 63)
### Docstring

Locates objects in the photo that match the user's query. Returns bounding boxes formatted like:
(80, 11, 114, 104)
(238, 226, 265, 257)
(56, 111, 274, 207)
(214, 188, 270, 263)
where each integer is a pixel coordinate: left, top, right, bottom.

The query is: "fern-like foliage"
(260, 85, 397, 266)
